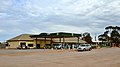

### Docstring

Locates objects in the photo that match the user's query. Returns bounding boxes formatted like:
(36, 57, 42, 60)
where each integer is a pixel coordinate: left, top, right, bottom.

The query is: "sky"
(0, 0, 120, 42)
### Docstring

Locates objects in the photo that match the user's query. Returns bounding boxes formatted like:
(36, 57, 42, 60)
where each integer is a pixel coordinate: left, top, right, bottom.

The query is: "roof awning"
(30, 32, 82, 38)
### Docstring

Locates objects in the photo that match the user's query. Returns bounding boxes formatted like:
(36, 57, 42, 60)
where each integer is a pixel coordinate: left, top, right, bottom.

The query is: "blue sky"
(0, 0, 120, 42)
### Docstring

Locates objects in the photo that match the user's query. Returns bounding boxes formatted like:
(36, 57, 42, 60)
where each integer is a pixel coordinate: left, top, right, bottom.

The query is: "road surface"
(0, 48, 120, 67)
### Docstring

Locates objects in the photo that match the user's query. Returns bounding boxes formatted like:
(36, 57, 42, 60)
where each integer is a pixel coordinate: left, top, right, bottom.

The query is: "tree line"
(98, 26, 120, 47)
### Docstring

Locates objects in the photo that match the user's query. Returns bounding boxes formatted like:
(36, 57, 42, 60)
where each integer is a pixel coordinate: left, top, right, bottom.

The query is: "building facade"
(7, 33, 86, 49)
(7, 34, 51, 49)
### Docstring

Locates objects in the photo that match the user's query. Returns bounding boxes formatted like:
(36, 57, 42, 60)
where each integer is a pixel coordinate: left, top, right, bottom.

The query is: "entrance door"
(20, 43, 26, 49)
(36, 44, 40, 49)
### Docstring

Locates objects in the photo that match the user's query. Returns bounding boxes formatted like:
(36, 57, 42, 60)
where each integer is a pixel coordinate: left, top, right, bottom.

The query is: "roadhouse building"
(7, 32, 86, 49)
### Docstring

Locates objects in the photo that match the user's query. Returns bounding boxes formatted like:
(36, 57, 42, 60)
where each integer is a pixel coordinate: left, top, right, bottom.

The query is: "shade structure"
(30, 32, 85, 48)
(53, 37, 86, 43)
(30, 32, 81, 38)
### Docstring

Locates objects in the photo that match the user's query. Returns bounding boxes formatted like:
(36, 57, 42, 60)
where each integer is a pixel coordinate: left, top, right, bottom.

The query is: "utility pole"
(95, 34, 97, 42)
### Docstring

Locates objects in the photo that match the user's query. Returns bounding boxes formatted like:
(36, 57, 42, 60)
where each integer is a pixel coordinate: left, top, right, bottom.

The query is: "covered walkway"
(30, 32, 86, 48)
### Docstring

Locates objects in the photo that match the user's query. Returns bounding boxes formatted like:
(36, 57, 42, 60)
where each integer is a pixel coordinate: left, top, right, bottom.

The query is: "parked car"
(53, 44, 62, 49)
(77, 44, 92, 51)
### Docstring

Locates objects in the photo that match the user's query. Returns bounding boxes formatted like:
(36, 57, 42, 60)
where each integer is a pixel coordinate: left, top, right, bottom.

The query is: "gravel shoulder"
(0, 48, 120, 67)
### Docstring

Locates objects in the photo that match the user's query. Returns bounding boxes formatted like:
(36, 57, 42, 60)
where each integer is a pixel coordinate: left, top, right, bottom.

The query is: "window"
(28, 44, 33, 47)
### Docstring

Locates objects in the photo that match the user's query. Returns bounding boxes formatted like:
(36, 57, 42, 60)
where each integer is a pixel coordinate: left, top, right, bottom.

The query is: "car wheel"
(83, 48, 86, 51)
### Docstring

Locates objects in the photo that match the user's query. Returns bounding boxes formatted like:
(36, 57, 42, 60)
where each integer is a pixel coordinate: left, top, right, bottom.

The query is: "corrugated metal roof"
(8, 34, 33, 41)
(7, 34, 86, 44)
(30, 32, 82, 38)
(7, 34, 51, 41)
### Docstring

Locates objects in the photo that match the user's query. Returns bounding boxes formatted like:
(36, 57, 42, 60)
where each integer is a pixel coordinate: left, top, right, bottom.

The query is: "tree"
(98, 33, 109, 43)
(111, 30, 120, 43)
(100, 26, 120, 47)
(114, 26, 120, 31)
(82, 32, 92, 43)
(105, 26, 114, 32)
(98, 34, 105, 42)
(105, 26, 120, 32)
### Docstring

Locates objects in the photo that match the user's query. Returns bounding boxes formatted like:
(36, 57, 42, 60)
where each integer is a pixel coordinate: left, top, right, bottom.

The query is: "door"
(36, 44, 40, 49)
(20, 43, 26, 49)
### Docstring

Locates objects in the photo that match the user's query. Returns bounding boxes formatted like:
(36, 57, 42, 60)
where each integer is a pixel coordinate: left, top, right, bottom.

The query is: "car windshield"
(86, 45, 90, 46)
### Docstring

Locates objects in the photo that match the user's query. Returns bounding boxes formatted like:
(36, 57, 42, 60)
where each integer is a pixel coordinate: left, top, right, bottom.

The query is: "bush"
(91, 45, 97, 49)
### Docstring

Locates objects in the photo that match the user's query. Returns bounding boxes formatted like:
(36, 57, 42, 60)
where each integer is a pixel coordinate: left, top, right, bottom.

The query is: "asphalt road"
(0, 48, 120, 67)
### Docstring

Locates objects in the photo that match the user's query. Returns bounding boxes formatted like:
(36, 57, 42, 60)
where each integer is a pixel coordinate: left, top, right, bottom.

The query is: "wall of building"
(8, 41, 19, 48)
(19, 41, 34, 48)
(8, 40, 34, 49)
(33, 40, 51, 48)
(8, 40, 51, 49)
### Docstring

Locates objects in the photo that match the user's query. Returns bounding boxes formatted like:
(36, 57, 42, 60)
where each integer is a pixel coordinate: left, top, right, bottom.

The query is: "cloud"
(0, 0, 120, 41)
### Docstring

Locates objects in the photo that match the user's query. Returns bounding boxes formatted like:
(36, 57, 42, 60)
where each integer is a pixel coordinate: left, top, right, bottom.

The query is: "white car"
(77, 44, 92, 51)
